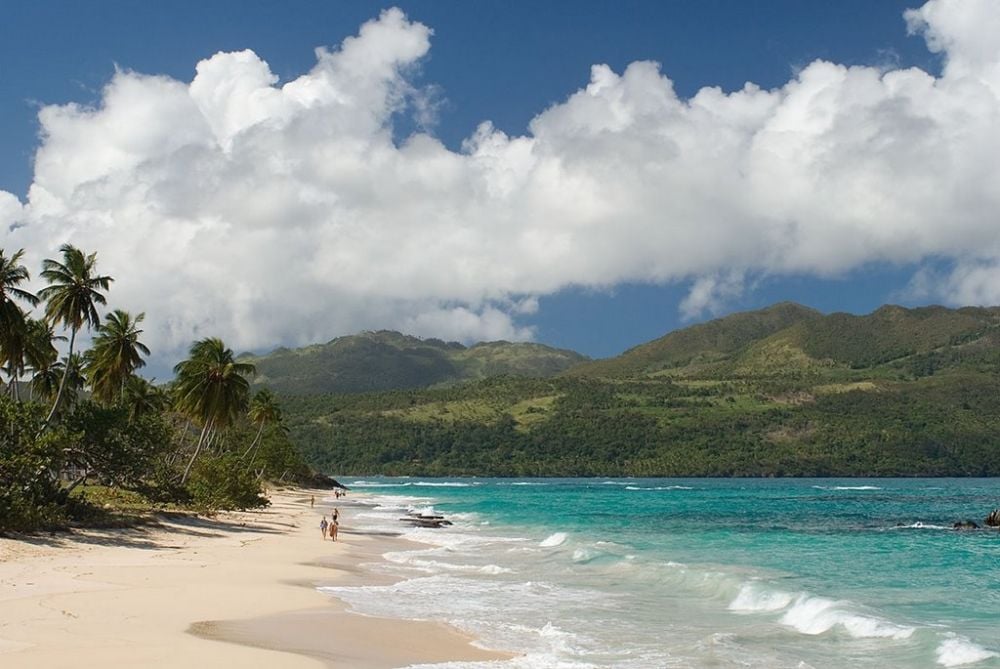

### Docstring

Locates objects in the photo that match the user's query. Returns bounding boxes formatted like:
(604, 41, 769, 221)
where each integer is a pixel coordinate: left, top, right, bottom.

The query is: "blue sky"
(2, 0, 997, 367)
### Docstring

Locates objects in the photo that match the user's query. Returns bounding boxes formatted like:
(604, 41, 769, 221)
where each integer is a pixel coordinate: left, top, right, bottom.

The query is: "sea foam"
(728, 583, 795, 613)
(779, 595, 915, 639)
(936, 636, 999, 667)
(540, 532, 569, 547)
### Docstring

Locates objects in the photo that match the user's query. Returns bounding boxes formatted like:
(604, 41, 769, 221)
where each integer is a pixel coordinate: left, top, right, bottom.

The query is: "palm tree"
(121, 375, 169, 422)
(22, 319, 63, 400)
(0, 248, 39, 395)
(31, 359, 63, 403)
(59, 352, 86, 409)
(242, 388, 282, 467)
(38, 244, 113, 426)
(86, 310, 150, 405)
(173, 338, 256, 484)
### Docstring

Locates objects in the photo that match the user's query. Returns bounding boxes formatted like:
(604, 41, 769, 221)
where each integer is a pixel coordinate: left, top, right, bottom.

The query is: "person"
(329, 518, 339, 541)
(310, 495, 315, 508)
(320, 516, 328, 540)
(332, 507, 339, 524)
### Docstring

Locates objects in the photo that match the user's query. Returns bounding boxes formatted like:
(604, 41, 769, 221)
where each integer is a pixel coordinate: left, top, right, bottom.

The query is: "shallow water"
(321, 478, 1000, 668)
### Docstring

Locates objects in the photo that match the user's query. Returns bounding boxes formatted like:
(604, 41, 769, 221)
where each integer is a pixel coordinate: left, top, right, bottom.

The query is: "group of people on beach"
(320, 507, 340, 541)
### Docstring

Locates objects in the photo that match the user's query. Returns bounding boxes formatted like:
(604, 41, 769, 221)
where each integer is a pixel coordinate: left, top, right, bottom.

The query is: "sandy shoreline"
(0, 488, 509, 668)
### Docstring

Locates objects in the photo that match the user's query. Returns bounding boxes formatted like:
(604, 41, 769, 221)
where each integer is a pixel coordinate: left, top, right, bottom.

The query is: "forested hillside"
(277, 304, 1000, 477)
(243, 330, 588, 395)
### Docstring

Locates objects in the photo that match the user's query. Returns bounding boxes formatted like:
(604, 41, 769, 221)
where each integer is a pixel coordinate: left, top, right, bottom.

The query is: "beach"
(0, 489, 508, 668)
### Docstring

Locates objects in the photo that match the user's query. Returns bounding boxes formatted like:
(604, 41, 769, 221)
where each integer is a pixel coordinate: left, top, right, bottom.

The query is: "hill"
(276, 303, 1000, 478)
(566, 301, 822, 378)
(243, 330, 588, 395)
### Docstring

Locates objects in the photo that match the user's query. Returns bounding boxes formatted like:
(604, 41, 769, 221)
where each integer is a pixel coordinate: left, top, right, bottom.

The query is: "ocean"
(321, 478, 1000, 669)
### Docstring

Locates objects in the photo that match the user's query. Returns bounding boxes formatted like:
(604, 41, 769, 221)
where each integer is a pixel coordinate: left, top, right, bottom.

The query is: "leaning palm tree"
(86, 310, 150, 405)
(60, 352, 87, 408)
(38, 244, 113, 426)
(0, 248, 39, 394)
(242, 388, 282, 467)
(173, 338, 256, 484)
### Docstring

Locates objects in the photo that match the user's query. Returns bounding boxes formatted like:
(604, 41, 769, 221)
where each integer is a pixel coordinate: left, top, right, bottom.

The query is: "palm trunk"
(180, 419, 212, 485)
(42, 327, 76, 430)
(242, 421, 265, 460)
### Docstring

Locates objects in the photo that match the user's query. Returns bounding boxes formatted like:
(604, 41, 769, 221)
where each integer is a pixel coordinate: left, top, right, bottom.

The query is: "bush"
(185, 455, 269, 511)
(62, 402, 172, 487)
(0, 398, 70, 532)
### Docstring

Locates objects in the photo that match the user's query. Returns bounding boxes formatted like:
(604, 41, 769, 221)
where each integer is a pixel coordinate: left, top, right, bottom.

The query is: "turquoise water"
(324, 478, 1000, 668)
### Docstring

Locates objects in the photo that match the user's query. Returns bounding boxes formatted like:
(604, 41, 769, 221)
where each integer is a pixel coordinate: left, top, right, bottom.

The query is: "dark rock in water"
(399, 512, 454, 528)
(953, 520, 979, 530)
(985, 509, 1000, 527)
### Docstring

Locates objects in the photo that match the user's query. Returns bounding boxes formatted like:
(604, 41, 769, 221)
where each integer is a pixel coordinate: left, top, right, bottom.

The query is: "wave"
(890, 521, 951, 531)
(347, 480, 477, 488)
(936, 636, 999, 667)
(780, 594, 915, 639)
(539, 532, 568, 547)
(812, 485, 882, 491)
(505, 481, 549, 486)
(348, 480, 412, 488)
(625, 485, 694, 491)
(728, 584, 915, 640)
(412, 481, 477, 487)
(382, 551, 513, 575)
(728, 583, 795, 613)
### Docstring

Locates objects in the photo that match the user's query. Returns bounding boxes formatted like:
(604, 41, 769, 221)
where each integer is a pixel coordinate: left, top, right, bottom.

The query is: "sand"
(0, 489, 510, 668)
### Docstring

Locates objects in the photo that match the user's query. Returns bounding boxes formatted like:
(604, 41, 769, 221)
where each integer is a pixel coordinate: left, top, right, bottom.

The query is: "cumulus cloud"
(3, 1, 1000, 368)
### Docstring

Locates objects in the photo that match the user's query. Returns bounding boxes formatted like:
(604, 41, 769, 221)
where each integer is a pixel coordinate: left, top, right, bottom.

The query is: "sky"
(2, 0, 999, 374)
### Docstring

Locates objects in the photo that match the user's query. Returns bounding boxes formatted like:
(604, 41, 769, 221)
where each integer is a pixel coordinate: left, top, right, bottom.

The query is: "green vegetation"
(0, 245, 320, 533)
(243, 330, 588, 395)
(7, 238, 997, 522)
(283, 304, 1000, 478)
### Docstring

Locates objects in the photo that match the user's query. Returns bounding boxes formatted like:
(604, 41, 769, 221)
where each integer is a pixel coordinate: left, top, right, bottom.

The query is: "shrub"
(185, 455, 269, 511)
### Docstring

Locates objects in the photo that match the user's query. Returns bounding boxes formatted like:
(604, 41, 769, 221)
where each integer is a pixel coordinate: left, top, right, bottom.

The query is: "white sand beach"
(0, 489, 509, 668)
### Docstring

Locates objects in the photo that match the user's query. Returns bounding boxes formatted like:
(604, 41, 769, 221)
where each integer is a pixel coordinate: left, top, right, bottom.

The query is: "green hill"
(566, 302, 822, 378)
(276, 303, 1000, 478)
(243, 330, 588, 395)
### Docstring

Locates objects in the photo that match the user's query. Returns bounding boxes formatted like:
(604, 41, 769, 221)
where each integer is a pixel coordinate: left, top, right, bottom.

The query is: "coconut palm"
(121, 375, 169, 422)
(31, 359, 63, 403)
(0, 248, 39, 394)
(242, 388, 282, 467)
(20, 319, 62, 398)
(173, 338, 256, 484)
(86, 310, 150, 405)
(38, 244, 113, 426)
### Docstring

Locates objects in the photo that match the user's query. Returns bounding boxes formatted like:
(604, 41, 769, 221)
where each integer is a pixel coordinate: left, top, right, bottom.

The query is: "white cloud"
(3, 1, 1000, 369)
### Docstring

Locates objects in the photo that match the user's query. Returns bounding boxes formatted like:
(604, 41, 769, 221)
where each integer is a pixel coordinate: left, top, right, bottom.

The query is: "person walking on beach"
(329, 517, 339, 541)
(320, 516, 328, 540)
(310, 495, 315, 508)
(332, 507, 339, 524)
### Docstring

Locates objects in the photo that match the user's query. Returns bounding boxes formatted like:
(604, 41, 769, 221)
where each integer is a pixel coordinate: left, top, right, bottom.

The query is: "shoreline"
(0, 488, 509, 668)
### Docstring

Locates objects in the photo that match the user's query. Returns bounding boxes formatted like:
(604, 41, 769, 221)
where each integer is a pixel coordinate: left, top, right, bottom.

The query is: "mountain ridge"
(272, 301, 1000, 477)
(244, 329, 589, 395)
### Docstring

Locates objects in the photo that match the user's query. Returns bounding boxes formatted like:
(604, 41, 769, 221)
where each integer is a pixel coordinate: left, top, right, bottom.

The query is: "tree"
(38, 244, 113, 426)
(0, 248, 39, 396)
(172, 338, 255, 484)
(121, 376, 169, 422)
(22, 319, 63, 401)
(86, 310, 150, 405)
(242, 388, 282, 467)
